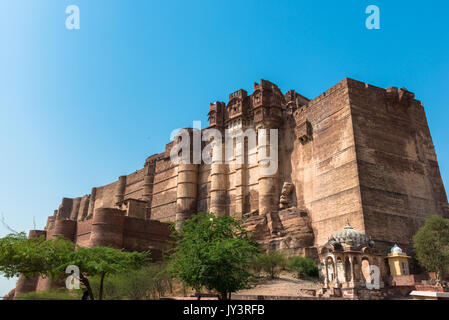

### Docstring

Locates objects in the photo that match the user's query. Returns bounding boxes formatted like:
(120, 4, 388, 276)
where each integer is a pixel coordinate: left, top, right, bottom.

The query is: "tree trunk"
(99, 272, 106, 300)
(80, 274, 94, 300)
(220, 291, 229, 300)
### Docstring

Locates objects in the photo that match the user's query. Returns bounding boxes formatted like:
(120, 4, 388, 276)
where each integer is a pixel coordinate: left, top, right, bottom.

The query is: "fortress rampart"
(13, 78, 448, 297)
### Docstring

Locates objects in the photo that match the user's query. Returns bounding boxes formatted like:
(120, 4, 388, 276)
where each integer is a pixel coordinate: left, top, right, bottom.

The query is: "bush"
(89, 263, 173, 300)
(253, 251, 287, 279)
(16, 288, 81, 300)
(288, 256, 318, 278)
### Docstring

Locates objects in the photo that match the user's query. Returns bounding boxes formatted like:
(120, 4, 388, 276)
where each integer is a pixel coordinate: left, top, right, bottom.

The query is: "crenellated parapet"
(385, 86, 415, 112)
(208, 101, 226, 128)
(114, 175, 127, 206)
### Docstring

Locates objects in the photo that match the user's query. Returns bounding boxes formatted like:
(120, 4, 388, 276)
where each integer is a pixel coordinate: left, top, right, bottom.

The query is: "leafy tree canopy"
(0, 232, 74, 279)
(168, 212, 260, 300)
(0, 232, 150, 300)
(413, 215, 449, 286)
(64, 246, 150, 300)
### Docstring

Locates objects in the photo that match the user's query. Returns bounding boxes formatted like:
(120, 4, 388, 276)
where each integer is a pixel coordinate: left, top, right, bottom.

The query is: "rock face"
(243, 207, 317, 258)
(15, 78, 448, 296)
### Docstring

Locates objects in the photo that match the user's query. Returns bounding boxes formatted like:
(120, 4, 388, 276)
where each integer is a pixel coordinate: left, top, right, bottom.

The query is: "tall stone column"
(86, 187, 97, 220)
(69, 197, 81, 221)
(349, 256, 355, 286)
(114, 175, 127, 205)
(78, 195, 90, 221)
(57, 198, 73, 219)
(210, 139, 227, 217)
(324, 259, 329, 288)
(45, 215, 56, 231)
(143, 159, 156, 220)
(234, 139, 246, 219)
(257, 127, 279, 215)
(175, 163, 199, 230)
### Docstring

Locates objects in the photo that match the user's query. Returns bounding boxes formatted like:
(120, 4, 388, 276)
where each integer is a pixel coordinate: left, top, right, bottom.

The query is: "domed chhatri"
(327, 221, 375, 250)
(320, 221, 385, 297)
(387, 244, 410, 276)
(391, 244, 403, 254)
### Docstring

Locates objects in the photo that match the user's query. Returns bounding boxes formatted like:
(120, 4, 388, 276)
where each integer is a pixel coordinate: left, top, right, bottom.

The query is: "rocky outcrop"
(243, 207, 317, 258)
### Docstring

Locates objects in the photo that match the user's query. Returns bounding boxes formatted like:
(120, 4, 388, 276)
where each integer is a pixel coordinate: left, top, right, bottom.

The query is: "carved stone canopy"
(325, 221, 375, 251)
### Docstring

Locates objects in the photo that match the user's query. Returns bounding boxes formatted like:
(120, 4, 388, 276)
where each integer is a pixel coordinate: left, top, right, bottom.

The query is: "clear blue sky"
(0, 0, 448, 296)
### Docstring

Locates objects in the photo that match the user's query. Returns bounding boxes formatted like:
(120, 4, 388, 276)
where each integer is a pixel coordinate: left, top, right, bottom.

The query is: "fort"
(12, 77, 449, 299)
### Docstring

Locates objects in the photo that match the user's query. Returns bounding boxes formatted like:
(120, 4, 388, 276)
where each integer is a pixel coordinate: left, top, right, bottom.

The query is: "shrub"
(254, 251, 287, 279)
(89, 263, 173, 300)
(16, 288, 81, 300)
(288, 256, 318, 278)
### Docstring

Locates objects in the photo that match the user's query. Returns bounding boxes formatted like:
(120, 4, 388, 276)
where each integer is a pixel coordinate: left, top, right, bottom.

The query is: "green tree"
(0, 232, 74, 279)
(0, 232, 149, 300)
(413, 215, 449, 286)
(168, 212, 260, 300)
(63, 246, 150, 300)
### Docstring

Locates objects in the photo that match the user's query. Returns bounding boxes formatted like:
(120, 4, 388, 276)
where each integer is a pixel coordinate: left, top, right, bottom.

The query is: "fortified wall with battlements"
(13, 78, 449, 297)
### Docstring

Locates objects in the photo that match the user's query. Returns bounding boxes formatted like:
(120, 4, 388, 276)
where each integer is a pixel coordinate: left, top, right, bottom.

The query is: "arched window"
(353, 257, 360, 281)
(345, 257, 352, 282)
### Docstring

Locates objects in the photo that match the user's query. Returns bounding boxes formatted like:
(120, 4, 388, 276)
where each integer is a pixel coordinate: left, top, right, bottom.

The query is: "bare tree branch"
(1, 212, 19, 234)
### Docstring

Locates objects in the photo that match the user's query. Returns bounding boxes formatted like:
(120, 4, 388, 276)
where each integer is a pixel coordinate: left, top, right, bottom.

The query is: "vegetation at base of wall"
(250, 251, 287, 279)
(167, 212, 260, 300)
(14, 263, 181, 300)
(287, 256, 319, 278)
(413, 215, 449, 286)
(249, 252, 319, 280)
(63, 245, 150, 300)
(0, 232, 150, 300)
(89, 263, 173, 300)
(15, 288, 82, 300)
